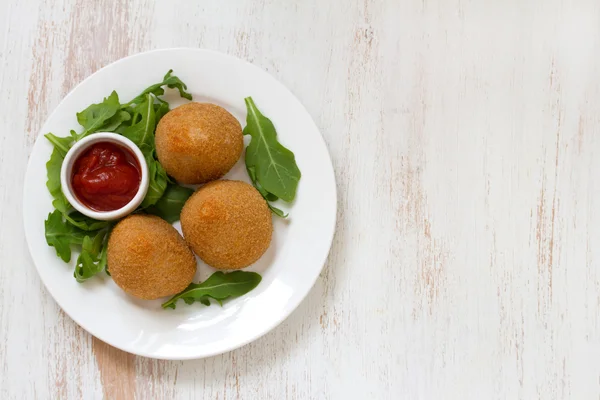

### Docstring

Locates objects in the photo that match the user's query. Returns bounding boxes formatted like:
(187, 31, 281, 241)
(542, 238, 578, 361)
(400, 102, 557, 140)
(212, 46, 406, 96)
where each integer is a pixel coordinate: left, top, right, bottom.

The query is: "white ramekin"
(60, 132, 149, 221)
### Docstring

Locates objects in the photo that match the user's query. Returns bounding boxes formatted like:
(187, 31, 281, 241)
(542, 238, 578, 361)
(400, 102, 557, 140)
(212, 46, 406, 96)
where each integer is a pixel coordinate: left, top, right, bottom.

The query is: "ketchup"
(71, 142, 141, 212)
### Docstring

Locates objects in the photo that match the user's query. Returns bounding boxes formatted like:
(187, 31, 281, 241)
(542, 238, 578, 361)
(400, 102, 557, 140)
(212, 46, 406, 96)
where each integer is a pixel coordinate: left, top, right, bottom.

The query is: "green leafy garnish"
(162, 271, 262, 309)
(74, 229, 110, 282)
(45, 133, 72, 157)
(243, 97, 300, 216)
(246, 165, 276, 201)
(65, 211, 110, 231)
(100, 110, 131, 132)
(267, 204, 288, 218)
(45, 147, 74, 218)
(127, 69, 192, 105)
(75, 91, 121, 141)
(146, 183, 194, 223)
(141, 153, 168, 208)
(44, 210, 88, 262)
(45, 147, 64, 201)
(120, 94, 170, 207)
(247, 165, 288, 217)
(154, 101, 170, 124)
(121, 93, 156, 152)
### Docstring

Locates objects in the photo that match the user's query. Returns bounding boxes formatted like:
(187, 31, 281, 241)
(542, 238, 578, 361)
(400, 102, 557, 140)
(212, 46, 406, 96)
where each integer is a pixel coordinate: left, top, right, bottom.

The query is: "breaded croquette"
(180, 180, 272, 270)
(155, 103, 243, 184)
(107, 215, 196, 299)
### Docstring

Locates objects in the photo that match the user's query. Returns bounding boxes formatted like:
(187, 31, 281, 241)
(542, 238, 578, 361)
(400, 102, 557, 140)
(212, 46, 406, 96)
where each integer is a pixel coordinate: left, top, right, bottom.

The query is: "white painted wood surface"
(1, 0, 600, 398)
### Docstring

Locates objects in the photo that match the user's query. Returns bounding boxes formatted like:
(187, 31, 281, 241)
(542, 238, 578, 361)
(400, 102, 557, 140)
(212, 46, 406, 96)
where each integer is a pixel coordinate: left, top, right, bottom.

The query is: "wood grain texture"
(2, 0, 600, 398)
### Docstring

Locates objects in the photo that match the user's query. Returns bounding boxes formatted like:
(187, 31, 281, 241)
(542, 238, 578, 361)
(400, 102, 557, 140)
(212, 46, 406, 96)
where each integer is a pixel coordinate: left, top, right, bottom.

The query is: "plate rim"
(23, 48, 338, 360)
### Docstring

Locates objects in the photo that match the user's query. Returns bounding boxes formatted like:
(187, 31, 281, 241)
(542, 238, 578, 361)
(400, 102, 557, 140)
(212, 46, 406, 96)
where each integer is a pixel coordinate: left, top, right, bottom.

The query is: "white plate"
(23, 48, 336, 360)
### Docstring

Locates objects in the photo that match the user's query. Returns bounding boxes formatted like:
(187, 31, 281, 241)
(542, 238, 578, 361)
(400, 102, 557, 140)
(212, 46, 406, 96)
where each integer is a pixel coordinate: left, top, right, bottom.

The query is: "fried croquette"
(155, 103, 243, 184)
(107, 215, 196, 300)
(180, 180, 272, 270)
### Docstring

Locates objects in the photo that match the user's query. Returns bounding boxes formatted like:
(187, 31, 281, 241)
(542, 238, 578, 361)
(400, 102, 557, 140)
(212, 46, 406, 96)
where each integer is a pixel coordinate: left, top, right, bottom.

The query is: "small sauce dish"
(61, 133, 149, 221)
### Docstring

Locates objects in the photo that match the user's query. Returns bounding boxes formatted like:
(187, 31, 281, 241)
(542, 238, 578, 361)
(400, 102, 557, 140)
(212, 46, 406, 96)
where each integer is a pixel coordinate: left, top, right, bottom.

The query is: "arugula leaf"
(141, 154, 168, 208)
(75, 91, 120, 140)
(44, 210, 87, 262)
(162, 271, 262, 309)
(247, 158, 287, 218)
(268, 204, 288, 218)
(99, 244, 108, 274)
(53, 201, 109, 231)
(243, 97, 301, 202)
(121, 94, 156, 153)
(127, 69, 192, 105)
(198, 297, 211, 306)
(45, 133, 72, 157)
(154, 101, 170, 124)
(247, 166, 278, 201)
(65, 211, 110, 231)
(263, 190, 278, 202)
(98, 110, 131, 132)
(52, 195, 71, 216)
(74, 229, 110, 282)
(146, 183, 194, 223)
(46, 147, 64, 201)
(162, 69, 193, 100)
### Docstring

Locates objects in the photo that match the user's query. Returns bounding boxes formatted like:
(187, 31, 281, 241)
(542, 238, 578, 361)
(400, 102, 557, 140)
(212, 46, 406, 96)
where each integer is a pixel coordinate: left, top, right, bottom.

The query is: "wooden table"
(2, 0, 600, 398)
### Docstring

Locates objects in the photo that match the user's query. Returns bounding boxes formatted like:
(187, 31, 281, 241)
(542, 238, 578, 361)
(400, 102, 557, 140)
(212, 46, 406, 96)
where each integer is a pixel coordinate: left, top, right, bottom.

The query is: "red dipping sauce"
(71, 142, 141, 212)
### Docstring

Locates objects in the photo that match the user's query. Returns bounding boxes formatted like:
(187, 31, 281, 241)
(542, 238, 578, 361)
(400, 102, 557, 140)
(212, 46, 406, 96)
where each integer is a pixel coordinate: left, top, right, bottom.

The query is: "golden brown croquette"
(107, 215, 196, 300)
(155, 103, 243, 184)
(180, 180, 273, 270)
